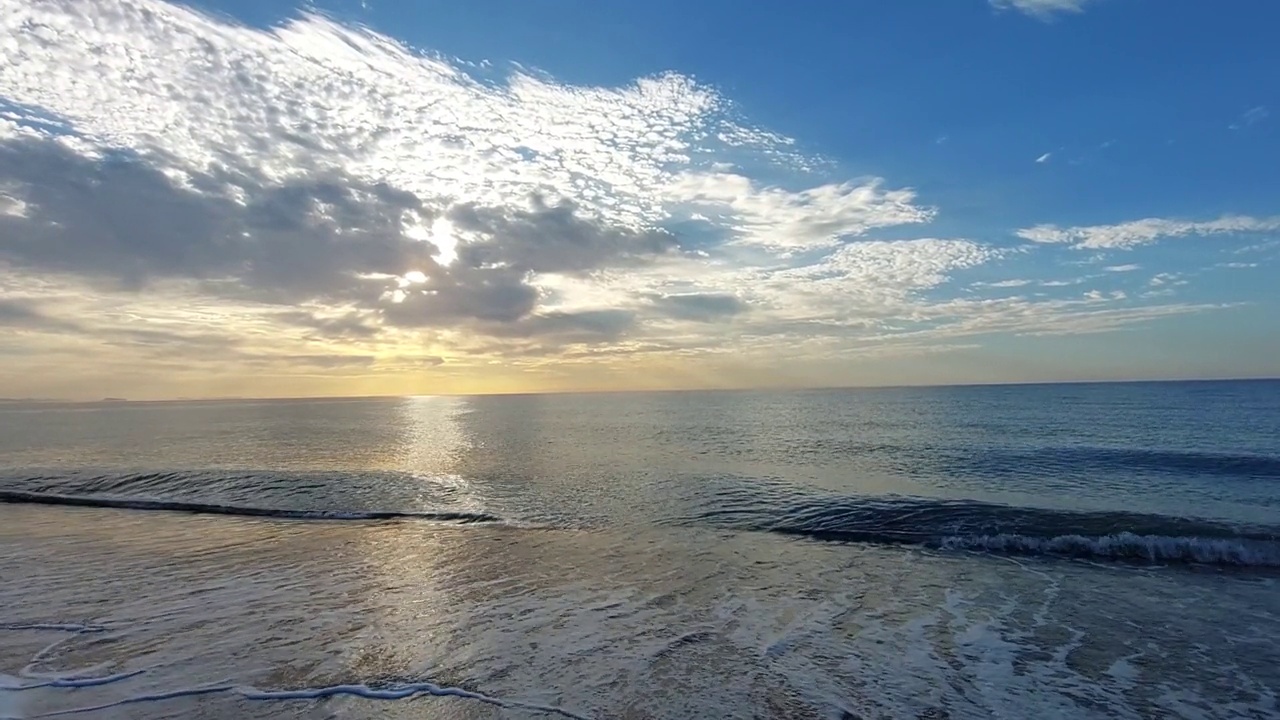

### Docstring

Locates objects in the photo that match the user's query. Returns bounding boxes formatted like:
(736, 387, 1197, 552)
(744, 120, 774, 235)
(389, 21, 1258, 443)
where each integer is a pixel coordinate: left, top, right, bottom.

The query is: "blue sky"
(0, 0, 1277, 398)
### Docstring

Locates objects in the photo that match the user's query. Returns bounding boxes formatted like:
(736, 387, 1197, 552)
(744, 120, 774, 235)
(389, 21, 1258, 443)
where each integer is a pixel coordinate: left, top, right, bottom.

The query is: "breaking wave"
(682, 486, 1280, 568)
(4, 470, 1279, 568)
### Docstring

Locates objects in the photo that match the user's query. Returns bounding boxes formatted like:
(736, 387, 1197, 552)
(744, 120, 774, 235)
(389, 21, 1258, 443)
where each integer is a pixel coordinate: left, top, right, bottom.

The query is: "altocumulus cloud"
(0, 0, 1235, 393)
(1017, 216, 1280, 250)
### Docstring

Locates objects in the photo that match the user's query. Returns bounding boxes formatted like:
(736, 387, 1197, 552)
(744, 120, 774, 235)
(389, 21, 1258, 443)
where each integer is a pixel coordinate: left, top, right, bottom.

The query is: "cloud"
(666, 172, 933, 251)
(738, 239, 1001, 328)
(1148, 273, 1187, 287)
(982, 279, 1034, 288)
(649, 293, 746, 321)
(0, 184, 27, 217)
(448, 196, 679, 275)
(276, 310, 381, 339)
(783, 239, 996, 298)
(0, 0, 926, 248)
(254, 354, 377, 369)
(1103, 264, 1141, 273)
(0, 133, 688, 339)
(1017, 215, 1280, 250)
(990, 0, 1097, 19)
(1230, 106, 1270, 131)
(1236, 240, 1280, 255)
(499, 310, 637, 341)
(0, 298, 81, 332)
(1035, 152, 1052, 163)
(0, 3, 709, 227)
(0, 0, 936, 347)
(0, 0, 1251, 396)
(0, 136, 440, 299)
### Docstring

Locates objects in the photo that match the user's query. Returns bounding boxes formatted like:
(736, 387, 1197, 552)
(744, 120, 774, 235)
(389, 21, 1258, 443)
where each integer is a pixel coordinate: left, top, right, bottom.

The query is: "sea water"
(2, 381, 1278, 718)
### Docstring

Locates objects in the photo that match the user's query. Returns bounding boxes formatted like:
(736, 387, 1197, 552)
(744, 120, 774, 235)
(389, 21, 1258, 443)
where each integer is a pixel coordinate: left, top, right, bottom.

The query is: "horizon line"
(2, 375, 1277, 406)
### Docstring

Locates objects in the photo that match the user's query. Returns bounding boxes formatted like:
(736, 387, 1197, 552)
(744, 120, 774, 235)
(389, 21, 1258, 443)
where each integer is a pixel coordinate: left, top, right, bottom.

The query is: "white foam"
(939, 532, 1280, 567)
(4, 670, 144, 690)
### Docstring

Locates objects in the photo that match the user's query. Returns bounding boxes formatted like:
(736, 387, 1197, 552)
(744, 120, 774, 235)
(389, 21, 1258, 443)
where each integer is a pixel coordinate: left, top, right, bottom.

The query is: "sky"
(0, 0, 1278, 399)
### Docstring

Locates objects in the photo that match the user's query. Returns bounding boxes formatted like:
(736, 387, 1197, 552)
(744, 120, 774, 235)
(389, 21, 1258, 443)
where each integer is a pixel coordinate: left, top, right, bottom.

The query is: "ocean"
(1, 380, 1278, 719)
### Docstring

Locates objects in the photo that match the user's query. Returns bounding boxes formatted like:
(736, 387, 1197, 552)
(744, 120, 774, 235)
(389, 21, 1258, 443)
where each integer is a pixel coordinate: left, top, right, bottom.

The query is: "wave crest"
(682, 487, 1280, 569)
(938, 531, 1280, 567)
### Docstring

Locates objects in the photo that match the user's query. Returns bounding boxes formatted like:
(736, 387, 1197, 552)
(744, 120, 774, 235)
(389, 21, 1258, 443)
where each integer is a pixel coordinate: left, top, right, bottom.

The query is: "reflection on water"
(395, 396, 466, 469)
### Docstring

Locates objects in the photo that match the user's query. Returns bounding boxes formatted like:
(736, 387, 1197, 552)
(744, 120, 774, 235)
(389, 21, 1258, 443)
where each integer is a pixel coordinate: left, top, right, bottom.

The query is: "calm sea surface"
(2, 381, 1279, 719)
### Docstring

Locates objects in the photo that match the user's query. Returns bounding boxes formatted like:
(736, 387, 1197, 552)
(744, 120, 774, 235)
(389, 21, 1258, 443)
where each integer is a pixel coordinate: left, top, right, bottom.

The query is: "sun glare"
(431, 217, 458, 266)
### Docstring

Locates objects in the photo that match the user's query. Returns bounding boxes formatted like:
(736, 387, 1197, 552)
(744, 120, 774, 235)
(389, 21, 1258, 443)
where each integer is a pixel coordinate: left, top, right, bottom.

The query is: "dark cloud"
(0, 135, 680, 344)
(0, 298, 81, 332)
(650, 293, 745, 321)
(449, 196, 679, 275)
(381, 265, 539, 327)
(0, 298, 47, 325)
(0, 137, 438, 300)
(493, 309, 637, 342)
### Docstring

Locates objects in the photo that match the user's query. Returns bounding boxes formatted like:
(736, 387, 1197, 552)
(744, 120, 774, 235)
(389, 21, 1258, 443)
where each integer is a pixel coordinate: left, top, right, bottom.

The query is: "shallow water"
(2, 381, 1279, 718)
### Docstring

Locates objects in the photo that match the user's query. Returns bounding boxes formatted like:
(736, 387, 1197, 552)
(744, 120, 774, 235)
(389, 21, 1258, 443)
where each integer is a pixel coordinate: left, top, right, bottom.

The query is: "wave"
(937, 532, 1280, 567)
(32, 680, 592, 719)
(683, 489, 1280, 568)
(0, 489, 502, 524)
(4, 470, 1279, 569)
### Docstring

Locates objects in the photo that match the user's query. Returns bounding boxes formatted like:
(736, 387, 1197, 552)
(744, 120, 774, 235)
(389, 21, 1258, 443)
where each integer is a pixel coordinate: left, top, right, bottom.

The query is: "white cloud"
(808, 239, 995, 293)
(1235, 240, 1280, 255)
(0, 0, 931, 252)
(1230, 106, 1270, 131)
(990, 0, 1097, 19)
(0, 1, 721, 228)
(1216, 262, 1258, 269)
(1103, 264, 1140, 272)
(666, 172, 933, 251)
(1035, 152, 1052, 163)
(1017, 215, 1280, 250)
(0, 185, 27, 217)
(979, 279, 1034, 288)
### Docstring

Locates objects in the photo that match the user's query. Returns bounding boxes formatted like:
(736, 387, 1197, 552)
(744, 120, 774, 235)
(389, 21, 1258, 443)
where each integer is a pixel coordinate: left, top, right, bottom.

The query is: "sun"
(431, 217, 458, 266)
(404, 216, 458, 267)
